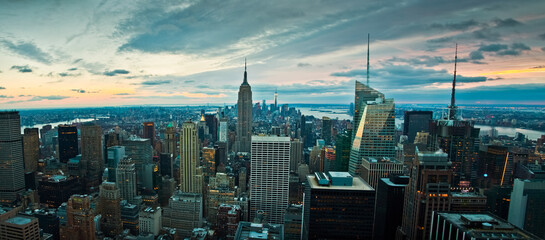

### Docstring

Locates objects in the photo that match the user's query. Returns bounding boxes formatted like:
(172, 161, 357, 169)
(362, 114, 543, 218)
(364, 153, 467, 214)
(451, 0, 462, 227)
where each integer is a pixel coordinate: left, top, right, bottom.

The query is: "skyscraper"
(508, 176, 545, 239)
(349, 83, 395, 175)
(322, 116, 332, 145)
(360, 157, 404, 189)
(116, 158, 137, 204)
(124, 136, 153, 186)
(162, 190, 203, 238)
(180, 121, 202, 193)
(399, 147, 452, 240)
(23, 128, 39, 173)
(235, 60, 253, 153)
(0, 111, 25, 202)
(80, 123, 103, 192)
(97, 182, 122, 237)
(143, 121, 155, 146)
(58, 124, 78, 163)
(249, 136, 290, 224)
(290, 139, 303, 173)
(403, 111, 433, 144)
(59, 194, 96, 240)
(374, 175, 409, 240)
(163, 122, 177, 158)
(303, 172, 376, 239)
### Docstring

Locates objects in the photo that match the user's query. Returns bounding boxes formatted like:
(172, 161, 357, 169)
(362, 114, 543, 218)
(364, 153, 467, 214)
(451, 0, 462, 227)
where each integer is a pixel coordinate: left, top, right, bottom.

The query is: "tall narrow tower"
(274, 89, 278, 110)
(448, 44, 458, 120)
(235, 59, 253, 153)
(81, 123, 104, 192)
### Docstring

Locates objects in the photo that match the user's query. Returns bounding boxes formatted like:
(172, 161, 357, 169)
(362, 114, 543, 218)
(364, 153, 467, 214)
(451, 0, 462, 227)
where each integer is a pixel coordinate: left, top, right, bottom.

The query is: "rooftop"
(307, 174, 374, 191)
(251, 135, 290, 142)
(4, 216, 33, 225)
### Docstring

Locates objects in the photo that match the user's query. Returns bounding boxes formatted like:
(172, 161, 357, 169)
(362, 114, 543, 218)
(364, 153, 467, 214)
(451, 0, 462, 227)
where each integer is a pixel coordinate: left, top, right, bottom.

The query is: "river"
(20, 118, 96, 134)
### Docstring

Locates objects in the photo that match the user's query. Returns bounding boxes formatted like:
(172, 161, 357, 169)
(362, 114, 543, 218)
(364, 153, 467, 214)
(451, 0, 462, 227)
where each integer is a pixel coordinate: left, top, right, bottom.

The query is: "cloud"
(140, 80, 171, 85)
(10, 65, 33, 73)
(1, 40, 52, 64)
(472, 28, 501, 41)
(387, 55, 468, 67)
(58, 72, 81, 77)
(297, 63, 312, 68)
(30, 95, 70, 101)
(0, 87, 5, 90)
(71, 89, 86, 93)
(184, 80, 194, 84)
(493, 18, 522, 28)
(0, 95, 13, 98)
(431, 19, 479, 31)
(469, 51, 484, 60)
(496, 43, 531, 56)
(542, 47, 545, 52)
(478, 44, 508, 52)
(427, 37, 454, 44)
(67, 67, 78, 71)
(114, 93, 131, 95)
(103, 69, 130, 76)
(511, 43, 530, 51)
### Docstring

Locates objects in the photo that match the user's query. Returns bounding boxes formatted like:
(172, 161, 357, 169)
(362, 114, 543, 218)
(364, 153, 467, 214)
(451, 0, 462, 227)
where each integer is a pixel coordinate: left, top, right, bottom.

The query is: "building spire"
(243, 58, 248, 85)
(366, 33, 370, 87)
(449, 44, 458, 120)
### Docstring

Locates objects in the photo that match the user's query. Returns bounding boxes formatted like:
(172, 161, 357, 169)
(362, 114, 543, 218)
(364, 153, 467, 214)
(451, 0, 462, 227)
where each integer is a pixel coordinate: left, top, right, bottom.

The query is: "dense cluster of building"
(1, 59, 545, 240)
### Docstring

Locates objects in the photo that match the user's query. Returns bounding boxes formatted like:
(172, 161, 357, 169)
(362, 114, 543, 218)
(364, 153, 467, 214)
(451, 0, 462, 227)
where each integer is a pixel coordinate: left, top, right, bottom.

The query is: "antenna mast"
(366, 33, 370, 87)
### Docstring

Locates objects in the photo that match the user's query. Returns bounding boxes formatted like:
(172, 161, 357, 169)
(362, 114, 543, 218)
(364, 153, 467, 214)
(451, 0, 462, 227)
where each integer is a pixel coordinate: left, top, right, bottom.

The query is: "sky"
(1, 0, 544, 109)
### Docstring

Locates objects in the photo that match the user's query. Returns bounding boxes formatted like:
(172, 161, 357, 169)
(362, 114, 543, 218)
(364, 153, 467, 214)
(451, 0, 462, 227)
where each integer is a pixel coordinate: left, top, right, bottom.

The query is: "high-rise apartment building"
(60, 194, 96, 240)
(97, 182, 122, 237)
(508, 177, 545, 239)
(235, 62, 253, 153)
(116, 158, 137, 203)
(399, 147, 452, 240)
(23, 128, 39, 173)
(180, 121, 202, 194)
(403, 111, 433, 144)
(249, 136, 290, 224)
(0, 111, 25, 203)
(80, 123, 103, 192)
(349, 83, 395, 175)
(303, 172, 376, 239)
(58, 124, 78, 163)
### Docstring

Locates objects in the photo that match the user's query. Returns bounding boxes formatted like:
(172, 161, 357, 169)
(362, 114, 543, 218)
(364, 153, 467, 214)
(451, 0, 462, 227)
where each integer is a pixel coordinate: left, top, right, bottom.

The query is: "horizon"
(1, 1, 545, 108)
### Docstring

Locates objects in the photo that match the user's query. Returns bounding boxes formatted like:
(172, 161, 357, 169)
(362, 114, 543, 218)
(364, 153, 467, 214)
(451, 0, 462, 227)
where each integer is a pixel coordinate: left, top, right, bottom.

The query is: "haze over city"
(1, 0, 545, 109)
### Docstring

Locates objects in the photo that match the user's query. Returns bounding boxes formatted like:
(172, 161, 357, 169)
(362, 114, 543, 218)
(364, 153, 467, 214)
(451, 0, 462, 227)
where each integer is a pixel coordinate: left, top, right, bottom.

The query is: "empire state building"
(235, 60, 253, 153)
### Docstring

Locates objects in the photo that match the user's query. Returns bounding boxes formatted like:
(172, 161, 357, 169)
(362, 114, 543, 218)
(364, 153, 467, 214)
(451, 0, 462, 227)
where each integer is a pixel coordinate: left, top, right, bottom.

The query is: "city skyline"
(1, 0, 545, 109)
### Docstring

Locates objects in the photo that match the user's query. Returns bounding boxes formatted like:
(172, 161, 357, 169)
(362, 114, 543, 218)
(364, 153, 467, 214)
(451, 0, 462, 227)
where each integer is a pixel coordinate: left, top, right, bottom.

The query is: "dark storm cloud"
(469, 51, 484, 60)
(10, 65, 33, 73)
(493, 18, 522, 28)
(1, 40, 52, 64)
(140, 80, 171, 85)
(472, 28, 501, 41)
(103, 69, 130, 76)
(478, 44, 508, 52)
(430, 19, 480, 31)
(495, 43, 531, 56)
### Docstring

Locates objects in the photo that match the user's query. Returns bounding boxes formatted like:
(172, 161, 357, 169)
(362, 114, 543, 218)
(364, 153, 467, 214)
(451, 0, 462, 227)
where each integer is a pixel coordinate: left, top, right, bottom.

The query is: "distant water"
(297, 107, 351, 120)
(475, 125, 545, 140)
(20, 118, 96, 134)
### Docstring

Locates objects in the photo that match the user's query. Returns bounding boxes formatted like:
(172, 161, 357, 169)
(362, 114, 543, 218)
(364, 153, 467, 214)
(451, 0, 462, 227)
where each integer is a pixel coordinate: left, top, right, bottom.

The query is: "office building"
(116, 158, 137, 203)
(477, 145, 513, 188)
(180, 121, 202, 194)
(23, 128, 39, 173)
(140, 207, 162, 236)
(334, 130, 352, 172)
(34, 208, 60, 240)
(216, 204, 242, 239)
(250, 136, 290, 224)
(202, 147, 216, 180)
(322, 117, 332, 145)
(234, 222, 284, 240)
(290, 139, 302, 173)
(303, 172, 375, 239)
(0, 111, 25, 203)
(120, 200, 139, 235)
(59, 195, 96, 240)
(403, 111, 433, 144)
(38, 175, 82, 208)
(0, 214, 40, 240)
(58, 124, 78, 163)
(283, 204, 302, 240)
(430, 212, 540, 240)
(235, 61, 253, 153)
(374, 175, 409, 240)
(399, 147, 452, 240)
(360, 157, 404, 189)
(97, 182, 122, 237)
(80, 123, 104, 192)
(106, 145, 125, 182)
(449, 192, 487, 213)
(124, 136, 153, 186)
(349, 83, 395, 175)
(162, 190, 203, 238)
(143, 121, 155, 146)
(508, 177, 545, 239)
(163, 122, 178, 158)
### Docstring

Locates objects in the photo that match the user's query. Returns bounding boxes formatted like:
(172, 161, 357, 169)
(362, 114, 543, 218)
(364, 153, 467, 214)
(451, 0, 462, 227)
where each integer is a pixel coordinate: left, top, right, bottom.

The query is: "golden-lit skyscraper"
(235, 61, 253, 153)
(23, 128, 39, 173)
(143, 121, 155, 146)
(0, 111, 25, 203)
(60, 194, 96, 240)
(163, 122, 177, 158)
(180, 121, 202, 193)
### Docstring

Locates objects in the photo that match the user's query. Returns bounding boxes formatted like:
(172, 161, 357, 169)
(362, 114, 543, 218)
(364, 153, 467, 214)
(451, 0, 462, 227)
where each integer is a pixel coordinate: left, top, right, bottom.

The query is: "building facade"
(0, 111, 25, 202)
(235, 63, 253, 153)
